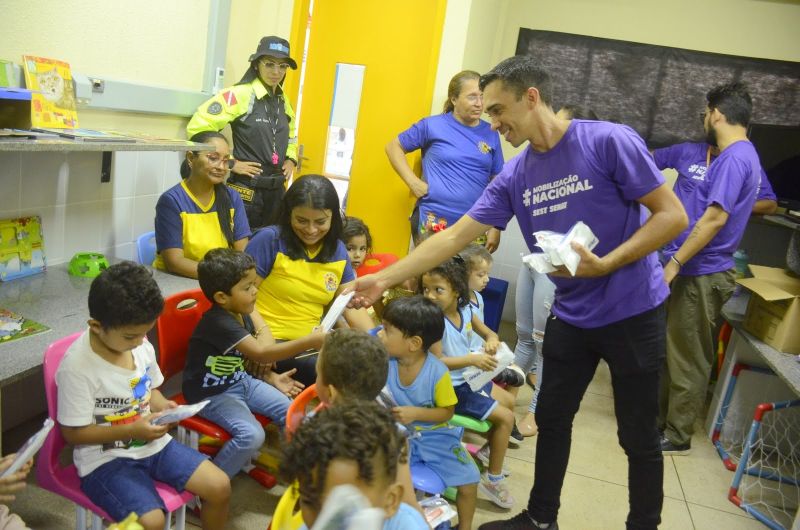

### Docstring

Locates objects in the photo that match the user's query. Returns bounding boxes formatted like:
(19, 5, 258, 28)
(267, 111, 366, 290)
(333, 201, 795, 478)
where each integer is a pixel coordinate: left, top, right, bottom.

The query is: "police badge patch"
(207, 102, 223, 115)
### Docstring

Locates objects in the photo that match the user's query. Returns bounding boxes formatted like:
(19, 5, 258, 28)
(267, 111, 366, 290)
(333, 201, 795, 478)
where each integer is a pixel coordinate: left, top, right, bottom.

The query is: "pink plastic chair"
(36, 332, 193, 530)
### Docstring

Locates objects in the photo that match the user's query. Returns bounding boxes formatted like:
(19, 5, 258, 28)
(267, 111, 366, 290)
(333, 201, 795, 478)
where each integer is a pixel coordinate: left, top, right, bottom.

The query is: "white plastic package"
(420, 495, 457, 527)
(311, 484, 385, 530)
(522, 221, 599, 276)
(461, 342, 515, 391)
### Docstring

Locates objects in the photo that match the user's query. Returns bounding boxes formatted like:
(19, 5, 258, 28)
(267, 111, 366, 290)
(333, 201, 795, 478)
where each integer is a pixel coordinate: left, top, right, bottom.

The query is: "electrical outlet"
(90, 78, 105, 93)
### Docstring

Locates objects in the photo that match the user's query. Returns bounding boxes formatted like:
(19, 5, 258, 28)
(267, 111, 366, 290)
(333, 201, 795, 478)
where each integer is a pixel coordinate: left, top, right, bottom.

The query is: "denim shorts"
(80, 439, 207, 522)
(453, 381, 498, 421)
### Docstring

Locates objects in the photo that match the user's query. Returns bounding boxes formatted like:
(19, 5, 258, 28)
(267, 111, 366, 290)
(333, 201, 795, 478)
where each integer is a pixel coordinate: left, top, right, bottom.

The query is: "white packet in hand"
(462, 342, 515, 391)
(522, 252, 557, 274)
(557, 221, 599, 276)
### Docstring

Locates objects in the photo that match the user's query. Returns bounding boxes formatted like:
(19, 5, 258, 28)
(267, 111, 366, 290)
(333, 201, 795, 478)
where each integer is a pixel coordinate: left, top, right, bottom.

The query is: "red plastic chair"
(355, 253, 399, 277)
(156, 288, 276, 487)
(37, 332, 192, 530)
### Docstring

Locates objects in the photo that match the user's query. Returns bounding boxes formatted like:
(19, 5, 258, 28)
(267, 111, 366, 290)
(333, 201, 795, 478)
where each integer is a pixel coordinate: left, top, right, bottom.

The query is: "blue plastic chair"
(482, 277, 509, 332)
(136, 231, 156, 266)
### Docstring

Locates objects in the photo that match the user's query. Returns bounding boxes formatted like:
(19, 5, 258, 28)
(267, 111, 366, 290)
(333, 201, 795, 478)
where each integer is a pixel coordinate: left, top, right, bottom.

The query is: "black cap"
(248, 36, 297, 70)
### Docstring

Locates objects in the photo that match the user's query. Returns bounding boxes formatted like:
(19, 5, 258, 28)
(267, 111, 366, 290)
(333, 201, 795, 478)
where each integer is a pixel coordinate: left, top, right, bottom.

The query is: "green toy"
(68, 252, 109, 278)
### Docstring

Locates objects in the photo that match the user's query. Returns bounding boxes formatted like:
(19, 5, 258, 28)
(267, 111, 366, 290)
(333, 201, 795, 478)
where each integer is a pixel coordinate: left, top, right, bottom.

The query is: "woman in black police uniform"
(187, 36, 299, 229)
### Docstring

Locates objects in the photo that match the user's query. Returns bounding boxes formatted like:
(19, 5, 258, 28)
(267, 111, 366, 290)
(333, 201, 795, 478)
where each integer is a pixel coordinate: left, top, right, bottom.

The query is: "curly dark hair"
(198, 248, 255, 301)
(423, 255, 470, 309)
(382, 295, 444, 351)
(280, 401, 404, 515)
(319, 329, 388, 401)
(88, 261, 164, 329)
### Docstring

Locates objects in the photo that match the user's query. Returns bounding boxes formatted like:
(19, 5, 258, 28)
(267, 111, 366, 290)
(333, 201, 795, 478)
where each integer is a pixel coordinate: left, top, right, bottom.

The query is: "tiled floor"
(10, 343, 779, 529)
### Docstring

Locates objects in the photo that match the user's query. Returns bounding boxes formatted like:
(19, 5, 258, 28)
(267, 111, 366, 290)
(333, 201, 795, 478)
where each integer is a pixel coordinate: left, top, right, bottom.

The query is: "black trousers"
(529, 303, 666, 530)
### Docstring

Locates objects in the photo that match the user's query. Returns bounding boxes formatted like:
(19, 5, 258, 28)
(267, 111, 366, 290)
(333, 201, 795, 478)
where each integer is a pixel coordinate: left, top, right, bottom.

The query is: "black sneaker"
(494, 365, 525, 387)
(478, 510, 558, 529)
(659, 435, 691, 455)
(510, 421, 524, 443)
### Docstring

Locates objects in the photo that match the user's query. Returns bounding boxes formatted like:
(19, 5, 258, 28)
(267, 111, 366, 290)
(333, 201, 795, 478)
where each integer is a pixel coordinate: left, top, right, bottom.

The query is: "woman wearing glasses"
(386, 70, 505, 250)
(153, 131, 251, 278)
(187, 36, 299, 229)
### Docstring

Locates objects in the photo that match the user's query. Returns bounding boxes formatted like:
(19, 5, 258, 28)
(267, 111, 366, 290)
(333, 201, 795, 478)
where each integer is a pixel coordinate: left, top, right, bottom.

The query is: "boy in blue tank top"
(380, 295, 480, 530)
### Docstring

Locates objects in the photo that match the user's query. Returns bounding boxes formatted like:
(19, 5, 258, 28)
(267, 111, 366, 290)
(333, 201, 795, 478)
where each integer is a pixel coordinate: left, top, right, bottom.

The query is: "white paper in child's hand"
(320, 292, 356, 332)
(462, 342, 515, 392)
(310, 484, 384, 530)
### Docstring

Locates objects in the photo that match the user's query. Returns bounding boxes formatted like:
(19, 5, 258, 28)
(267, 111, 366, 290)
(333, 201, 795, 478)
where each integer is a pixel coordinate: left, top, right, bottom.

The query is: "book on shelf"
(32, 127, 135, 142)
(21, 55, 79, 129)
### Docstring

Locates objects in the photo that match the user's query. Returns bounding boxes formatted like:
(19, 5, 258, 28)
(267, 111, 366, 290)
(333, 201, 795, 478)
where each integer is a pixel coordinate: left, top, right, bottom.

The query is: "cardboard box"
(737, 265, 800, 354)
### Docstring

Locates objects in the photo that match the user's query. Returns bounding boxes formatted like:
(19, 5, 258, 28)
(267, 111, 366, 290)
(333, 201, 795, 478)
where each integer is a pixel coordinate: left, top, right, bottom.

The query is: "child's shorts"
(453, 381, 498, 421)
(410, 426, 479, 487)
(80, 439, 207, 522)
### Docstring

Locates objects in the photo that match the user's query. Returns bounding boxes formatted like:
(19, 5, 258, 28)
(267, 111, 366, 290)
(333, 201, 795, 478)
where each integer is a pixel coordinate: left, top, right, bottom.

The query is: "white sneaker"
(479, 472, 514, 509)
(475, 444, 511, 476)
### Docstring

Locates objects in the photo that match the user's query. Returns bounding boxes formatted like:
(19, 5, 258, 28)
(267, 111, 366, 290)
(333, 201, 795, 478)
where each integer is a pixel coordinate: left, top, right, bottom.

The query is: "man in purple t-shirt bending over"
(350, 56, 687, 530)
(658, 83, 760, 456)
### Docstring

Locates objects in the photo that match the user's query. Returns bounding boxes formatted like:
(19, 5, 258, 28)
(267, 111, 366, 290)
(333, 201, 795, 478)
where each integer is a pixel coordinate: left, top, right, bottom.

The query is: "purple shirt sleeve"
(599, 125, 665, 201)
(245, 227, 279, 278)
(706, 156, 748, 214)
(397, 118, 429, 152)
(651, 144, 681, 171)
(757, 168, 777, 201)
(154, 192, 184, 251)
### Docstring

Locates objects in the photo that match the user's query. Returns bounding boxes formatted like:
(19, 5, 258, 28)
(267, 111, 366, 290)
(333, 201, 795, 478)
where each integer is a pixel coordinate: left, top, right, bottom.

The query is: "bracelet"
(670, 255, 683, 268)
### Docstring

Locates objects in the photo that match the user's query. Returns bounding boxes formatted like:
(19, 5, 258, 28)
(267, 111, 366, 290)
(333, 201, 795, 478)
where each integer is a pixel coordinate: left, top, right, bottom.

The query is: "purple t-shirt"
(467, 120, 668, 328)
(652, 141, 776, 211)
(399, 113, 504, 230)
(658, 141, 760, 276)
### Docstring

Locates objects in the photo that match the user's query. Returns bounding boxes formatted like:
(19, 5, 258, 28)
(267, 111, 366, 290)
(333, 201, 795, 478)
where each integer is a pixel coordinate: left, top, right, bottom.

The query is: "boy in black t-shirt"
(183, 248, 325, 478)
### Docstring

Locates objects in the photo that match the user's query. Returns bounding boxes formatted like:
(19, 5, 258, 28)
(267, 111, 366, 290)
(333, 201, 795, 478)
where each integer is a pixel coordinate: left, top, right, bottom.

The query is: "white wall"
(0, 151, 182, 265)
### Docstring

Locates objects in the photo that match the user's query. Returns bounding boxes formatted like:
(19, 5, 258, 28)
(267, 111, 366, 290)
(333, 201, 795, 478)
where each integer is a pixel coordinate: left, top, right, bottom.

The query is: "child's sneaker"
(479, 472, 514, 509)
(475, 444, 510, 476)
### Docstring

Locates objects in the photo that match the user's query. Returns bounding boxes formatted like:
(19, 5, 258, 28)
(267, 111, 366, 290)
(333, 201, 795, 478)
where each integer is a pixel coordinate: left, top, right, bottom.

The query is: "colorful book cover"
(0, 308, 50, 343)
(21, 55, 78, 128)
(0, 216, 46, 281)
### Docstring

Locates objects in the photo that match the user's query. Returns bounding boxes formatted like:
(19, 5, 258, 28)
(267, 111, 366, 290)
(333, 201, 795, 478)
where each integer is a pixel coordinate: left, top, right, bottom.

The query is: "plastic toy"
(67, 252, 109, 277)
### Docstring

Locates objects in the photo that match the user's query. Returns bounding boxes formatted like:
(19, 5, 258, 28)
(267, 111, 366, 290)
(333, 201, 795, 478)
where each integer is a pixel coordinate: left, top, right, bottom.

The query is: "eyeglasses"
(260, 60, 290, 71)
(465, 94, 483, 103)
(204, 152, 234, 168)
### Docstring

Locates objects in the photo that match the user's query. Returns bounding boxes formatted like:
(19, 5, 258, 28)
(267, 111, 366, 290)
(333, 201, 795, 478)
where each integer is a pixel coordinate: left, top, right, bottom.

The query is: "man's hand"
(472, 353, 498, 372)
(549, 242, 611, 278)
(346, 276, 388, 309)
(232, 160, 262, 177)
(392, 406, 418, 425)
(663, 259, 679, 285)
(282, 159, 296, 178)
(269, 368, 305, 398)
(485, 228, 501, 253)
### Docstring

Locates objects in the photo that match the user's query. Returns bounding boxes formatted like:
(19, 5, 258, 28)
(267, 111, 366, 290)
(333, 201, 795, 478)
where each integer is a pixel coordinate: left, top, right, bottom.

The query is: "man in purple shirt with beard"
(657, 83, 760, 456)
(653, 142, 777, 216)
(350, 55, 688, 530)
